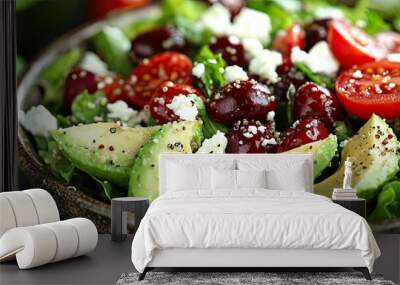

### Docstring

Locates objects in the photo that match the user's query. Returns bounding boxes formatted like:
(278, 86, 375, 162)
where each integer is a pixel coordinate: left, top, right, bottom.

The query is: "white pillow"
(266, 165, 308, 192)
(237, 159, 309, 191)
(236, 169, 267, 189)
(212, 168, 237, 190)
(167, 163, 212, 191)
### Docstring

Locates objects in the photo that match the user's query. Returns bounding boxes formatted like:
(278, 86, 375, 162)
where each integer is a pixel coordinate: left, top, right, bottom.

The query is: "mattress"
(131, 189, 380, 273)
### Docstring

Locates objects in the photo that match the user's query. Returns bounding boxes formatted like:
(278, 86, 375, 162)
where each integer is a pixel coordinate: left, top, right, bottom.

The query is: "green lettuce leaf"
(94, 26, 133, 76)
(295, 63, 334, 90)
(369, 181, 400, 222)
(161, 0, 207, 22)
(71, 91, 108, 124)
(189, 94, 229, 138)
(36, 137, 75, 183)
(174, 17, 213, 46)
(194, 46, 226, 98)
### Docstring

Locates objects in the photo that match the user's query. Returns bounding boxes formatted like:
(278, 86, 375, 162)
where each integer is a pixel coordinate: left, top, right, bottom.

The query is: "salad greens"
(94, 26, 133, 76)
(161, 0, 207, 22)
(189, 94, 229, 139)
(39, 48, 82, 112)
(369, 181, 400, 222)
(295, 63, 335, 90)
(71, 91, 108, 124)
(194, 46, 226, 98)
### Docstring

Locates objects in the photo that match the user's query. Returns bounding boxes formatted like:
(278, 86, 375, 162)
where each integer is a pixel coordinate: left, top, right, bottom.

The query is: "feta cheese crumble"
(196, 131, 228, 154)
(107, 100, 137, 122)
(107, 100, 150, 127)
(223, 65, 249, 83)
(199, 5, 271, 44)
(20, 105, 57, 137)
(249, 49, 283, 83)
(80, 52, 109, 75)
(242, 38, 264, 60)
(229, 8, 271, 44)
(291, 41, 339, 76)
(166, 95, 198, 121)
(192, 63, 205, 78)
(200, 3, 231, 36)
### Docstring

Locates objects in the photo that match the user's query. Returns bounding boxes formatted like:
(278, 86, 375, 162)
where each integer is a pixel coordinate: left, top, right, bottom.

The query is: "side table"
(111, 197, 149, 242)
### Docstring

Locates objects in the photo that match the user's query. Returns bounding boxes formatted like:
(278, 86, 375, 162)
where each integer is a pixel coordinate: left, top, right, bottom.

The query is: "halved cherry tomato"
(336, 61, 400, 120)
(88, 0, 149, 20)
(376, 32, 400, 53)
(131, 52, 193, 108)
(148, 81, 203, 124)
(272, 23, 305, 56)
(328, 20, 386, 69)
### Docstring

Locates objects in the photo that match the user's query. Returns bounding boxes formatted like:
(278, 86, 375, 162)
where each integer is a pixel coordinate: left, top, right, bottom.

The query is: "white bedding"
(131, 190, 380, 273)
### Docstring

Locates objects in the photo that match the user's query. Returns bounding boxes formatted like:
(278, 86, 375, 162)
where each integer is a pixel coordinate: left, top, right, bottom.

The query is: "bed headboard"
(159, 154, 314, 195)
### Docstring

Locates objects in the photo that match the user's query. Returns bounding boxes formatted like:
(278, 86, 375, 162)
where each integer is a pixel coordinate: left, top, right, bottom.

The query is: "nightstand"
(332, 198, 366, 218)
(111, 197, 149, 242)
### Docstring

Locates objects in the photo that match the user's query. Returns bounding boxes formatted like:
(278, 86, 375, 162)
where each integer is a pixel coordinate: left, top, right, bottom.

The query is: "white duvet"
(131, 190, 380, 273)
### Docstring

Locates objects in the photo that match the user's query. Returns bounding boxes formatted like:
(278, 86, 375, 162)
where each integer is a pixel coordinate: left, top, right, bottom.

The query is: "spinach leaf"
(94, 26, 133, 76)
(194, 46, 226, 98)
(189, 94, 229, 138)
(71, 91, 108, 124)
(295, 63, 335, 90)
(369, 181, 400, 222)
(122, 14, 165, 39)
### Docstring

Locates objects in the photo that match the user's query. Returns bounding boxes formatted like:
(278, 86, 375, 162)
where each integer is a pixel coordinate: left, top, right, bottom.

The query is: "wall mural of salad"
(19, 0, 400, 228)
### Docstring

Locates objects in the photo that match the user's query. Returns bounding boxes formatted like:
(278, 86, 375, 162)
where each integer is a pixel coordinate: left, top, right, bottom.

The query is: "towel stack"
(332, 188, 358, 200)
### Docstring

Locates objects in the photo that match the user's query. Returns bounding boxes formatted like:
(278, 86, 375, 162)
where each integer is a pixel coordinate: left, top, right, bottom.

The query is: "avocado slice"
(285, 134, 338, 179)
(314, 115, 400, 200)
(128, 120, 203, 201)
(52, 123, 160, 186)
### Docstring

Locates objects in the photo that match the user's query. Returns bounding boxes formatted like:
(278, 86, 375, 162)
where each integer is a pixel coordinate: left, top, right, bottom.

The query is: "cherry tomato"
(272, 23, 305, 56)
(336, 61, 400, 120)
(328, 20, 386, 69)
(294, 82, 341, 128)
(129, 26, 186, 61)
(209, 36, 247, 67)
(148, 81, 203, 124)
(131, 51, 193, 108)
(226, 119, 277, 153)
(376, 32, 400, 53)
(64, 67, 100, 106)
(98, 75, 138, 104)
(88, 0, 149, 20)
(277, 118, 330, 152)
(207, 80, 277, 125)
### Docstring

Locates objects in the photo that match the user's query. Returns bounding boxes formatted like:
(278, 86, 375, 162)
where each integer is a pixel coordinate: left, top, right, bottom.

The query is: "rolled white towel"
(0, 191, 39, 227)
(0, 218, 98, 269)
(0, 196, 17, 237)
(23, 189, 60, 224)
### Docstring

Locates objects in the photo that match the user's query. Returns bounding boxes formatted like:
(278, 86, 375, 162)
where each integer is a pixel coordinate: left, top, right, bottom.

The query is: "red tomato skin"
(131, 52, 193, 108)
(328, 20, 385, 69)
(88, 0, 149, 20)
(272, 23, 305, 56)
(336, 61, 400, 120)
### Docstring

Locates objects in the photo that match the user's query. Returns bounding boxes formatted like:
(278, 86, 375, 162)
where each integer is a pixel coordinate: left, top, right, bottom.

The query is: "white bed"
(131, 154, 380, 280)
